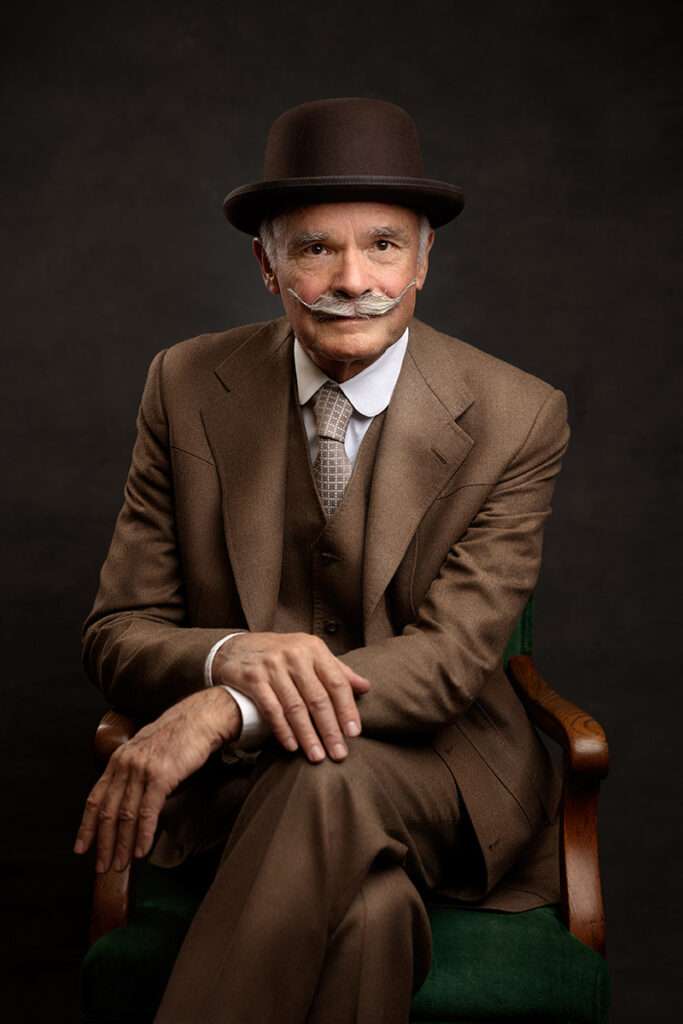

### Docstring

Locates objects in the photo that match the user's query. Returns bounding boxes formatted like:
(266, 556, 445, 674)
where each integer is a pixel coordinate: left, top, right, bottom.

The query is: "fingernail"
(74, 839, 84, 854)
(332, 743, 347, 760)
(284, 737, 298, 752)
(310, 745, 325, 762)
(95, 860, 105, 874)
(345, 720, 360, 737)
(113, 857, 123, 871)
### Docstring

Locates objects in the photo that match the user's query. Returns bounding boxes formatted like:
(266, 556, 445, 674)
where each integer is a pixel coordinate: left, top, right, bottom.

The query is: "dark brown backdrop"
(2, 2, 681, 1020)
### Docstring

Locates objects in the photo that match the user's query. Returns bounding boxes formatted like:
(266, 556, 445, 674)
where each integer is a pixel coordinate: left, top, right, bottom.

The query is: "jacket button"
(320, 551, 336, 563)
(324, 619, 339, 634)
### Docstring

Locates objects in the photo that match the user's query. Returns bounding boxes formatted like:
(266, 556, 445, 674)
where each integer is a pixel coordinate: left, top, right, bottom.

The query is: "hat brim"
(223, 175, 464, 235)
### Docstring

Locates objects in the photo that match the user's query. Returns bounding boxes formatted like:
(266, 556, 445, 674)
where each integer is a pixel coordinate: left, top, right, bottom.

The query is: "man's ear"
(252, 238, 281, 295)
(415, 229, 435, 291)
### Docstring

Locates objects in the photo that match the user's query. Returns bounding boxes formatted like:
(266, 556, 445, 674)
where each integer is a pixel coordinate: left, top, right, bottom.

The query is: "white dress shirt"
(205, 325, 410, 750)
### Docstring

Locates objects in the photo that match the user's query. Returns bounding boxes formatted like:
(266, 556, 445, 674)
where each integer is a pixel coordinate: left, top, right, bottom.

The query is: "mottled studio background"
(2, 1, 681, 1020)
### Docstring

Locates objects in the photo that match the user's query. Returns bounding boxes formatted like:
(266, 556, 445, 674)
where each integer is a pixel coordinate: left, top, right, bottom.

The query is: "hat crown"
(223, 96, 464, 234)
(263, 97, 425, 181)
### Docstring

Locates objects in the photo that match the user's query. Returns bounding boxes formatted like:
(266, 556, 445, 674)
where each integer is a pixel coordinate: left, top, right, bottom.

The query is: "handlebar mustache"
(287, 279, 417, 319)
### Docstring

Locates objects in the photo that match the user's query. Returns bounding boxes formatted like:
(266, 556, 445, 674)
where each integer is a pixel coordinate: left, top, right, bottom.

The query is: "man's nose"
(330, 248, 373, 298)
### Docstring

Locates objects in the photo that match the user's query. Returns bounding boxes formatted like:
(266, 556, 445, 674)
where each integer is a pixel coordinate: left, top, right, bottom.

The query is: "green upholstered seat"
(82, 861, 610, 1024)
(81, 598, 611, 1023)
(411, 904, 609, 1022)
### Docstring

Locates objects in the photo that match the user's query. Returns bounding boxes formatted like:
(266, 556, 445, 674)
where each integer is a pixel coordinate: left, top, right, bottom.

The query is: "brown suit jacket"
(82, 314, 571, 910)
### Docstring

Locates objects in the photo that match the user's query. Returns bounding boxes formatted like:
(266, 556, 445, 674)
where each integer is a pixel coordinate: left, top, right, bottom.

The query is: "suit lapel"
(363, 317, 476, 629)
(200, 318, 294, 632)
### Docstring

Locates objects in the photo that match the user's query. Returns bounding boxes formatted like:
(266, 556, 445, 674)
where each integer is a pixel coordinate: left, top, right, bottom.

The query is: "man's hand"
(213, 632, 371, 763)
(74, 687, 241, 873)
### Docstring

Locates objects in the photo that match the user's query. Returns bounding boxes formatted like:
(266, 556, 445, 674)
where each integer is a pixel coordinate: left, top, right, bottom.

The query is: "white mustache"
(287, 279, 417, 320)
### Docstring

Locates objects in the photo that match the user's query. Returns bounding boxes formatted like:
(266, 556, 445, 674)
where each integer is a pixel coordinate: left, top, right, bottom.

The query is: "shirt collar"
(293, 326, 409, 417)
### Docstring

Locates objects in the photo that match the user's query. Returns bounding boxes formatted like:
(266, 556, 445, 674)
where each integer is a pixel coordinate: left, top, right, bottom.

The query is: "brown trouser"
(154, 736, 471, 1024)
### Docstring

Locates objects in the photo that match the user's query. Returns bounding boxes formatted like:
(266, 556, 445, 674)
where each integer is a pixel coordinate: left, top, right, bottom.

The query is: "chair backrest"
(503, 594, 534, 665)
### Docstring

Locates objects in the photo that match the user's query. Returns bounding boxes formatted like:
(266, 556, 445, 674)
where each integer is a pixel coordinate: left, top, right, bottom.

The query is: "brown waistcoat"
(272, 382, 386, 655)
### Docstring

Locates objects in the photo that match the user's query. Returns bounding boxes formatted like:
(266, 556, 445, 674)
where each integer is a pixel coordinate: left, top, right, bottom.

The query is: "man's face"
(253, 202, 434, 382)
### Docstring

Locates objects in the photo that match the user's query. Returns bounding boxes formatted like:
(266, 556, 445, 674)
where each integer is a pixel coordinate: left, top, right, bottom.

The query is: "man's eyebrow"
(367, 225, 411, 243)
(287, 230, 330, 250)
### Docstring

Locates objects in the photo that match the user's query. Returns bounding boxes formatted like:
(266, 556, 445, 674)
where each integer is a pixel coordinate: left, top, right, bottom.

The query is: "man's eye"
(374, 239, 392, 251)
(307, 243, 327, 255)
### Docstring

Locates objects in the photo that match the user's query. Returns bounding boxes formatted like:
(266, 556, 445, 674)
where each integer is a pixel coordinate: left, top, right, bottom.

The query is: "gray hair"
(258, 211, 432, 270)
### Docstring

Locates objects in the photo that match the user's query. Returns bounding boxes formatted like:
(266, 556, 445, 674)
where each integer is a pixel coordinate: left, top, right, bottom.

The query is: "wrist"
(204, 685, 243, 748)
(215, 630, 249, 679)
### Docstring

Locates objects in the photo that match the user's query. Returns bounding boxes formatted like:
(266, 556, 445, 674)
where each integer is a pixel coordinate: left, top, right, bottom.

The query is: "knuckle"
(142, 764, 162, 786)
(282, 698, 306, 718)
(117, 807, 137, 823)
(242, 667, 263, 686)
(128, 747, 146, 767)
(116, 750, 137, 773)
(309, 695, 331, 714)
(293, 633, 318, 654)
(98, 807, 115, 823)
(325, 675, 347, 692)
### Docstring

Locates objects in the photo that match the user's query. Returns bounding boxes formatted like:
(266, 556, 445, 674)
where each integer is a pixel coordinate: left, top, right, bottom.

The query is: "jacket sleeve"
(340, 386, 571, 737)
(81, 349, 239, 720)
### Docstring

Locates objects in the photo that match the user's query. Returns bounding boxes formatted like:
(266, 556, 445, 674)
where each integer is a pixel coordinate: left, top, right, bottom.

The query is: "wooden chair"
(82, 601, 610, 1023)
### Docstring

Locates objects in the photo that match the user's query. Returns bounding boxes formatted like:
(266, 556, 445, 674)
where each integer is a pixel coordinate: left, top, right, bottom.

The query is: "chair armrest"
(506, 655, 608, 956)
(94, 710, 138, 764)
(506, 655, 609, 779)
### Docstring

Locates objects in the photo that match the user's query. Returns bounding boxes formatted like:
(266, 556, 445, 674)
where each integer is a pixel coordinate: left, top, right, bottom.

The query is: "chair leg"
(89, 863, 132, 945)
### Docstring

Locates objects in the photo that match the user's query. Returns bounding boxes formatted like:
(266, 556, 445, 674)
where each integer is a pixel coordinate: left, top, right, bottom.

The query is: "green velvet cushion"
(411, 903, 610, 1023)
(82, 862, 609, 1024)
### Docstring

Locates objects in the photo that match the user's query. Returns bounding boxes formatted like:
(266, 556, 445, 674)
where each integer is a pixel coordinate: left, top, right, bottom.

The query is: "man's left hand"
(73, 687, 241, 873)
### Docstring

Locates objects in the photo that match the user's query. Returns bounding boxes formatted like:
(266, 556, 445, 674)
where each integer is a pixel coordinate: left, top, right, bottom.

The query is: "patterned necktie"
(312, 381, 354, 517)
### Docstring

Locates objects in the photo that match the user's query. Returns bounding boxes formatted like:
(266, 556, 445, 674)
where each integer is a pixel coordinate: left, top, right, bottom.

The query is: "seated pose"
(75, 97, 571, 1023)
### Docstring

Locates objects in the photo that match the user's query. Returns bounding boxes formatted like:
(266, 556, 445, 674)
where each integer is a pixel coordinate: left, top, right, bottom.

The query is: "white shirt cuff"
(204, 632, 271, 752)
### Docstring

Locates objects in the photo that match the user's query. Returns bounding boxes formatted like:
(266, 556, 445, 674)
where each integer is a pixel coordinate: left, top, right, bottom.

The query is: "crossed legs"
(154, 737, 467, 1024)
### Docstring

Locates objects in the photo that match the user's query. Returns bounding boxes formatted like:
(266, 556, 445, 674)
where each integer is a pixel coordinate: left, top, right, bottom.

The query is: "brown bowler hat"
(223, 97, 464, 235)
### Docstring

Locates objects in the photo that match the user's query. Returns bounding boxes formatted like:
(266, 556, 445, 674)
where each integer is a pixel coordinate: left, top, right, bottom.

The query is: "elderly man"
(75, 98, 570, 1022)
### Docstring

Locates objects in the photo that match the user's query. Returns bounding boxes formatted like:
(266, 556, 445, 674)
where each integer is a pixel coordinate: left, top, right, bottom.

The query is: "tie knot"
(313, 382, 354, 443)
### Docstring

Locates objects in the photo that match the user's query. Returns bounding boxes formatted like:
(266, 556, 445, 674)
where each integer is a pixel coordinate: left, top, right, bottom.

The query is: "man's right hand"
(213, 632, 371, 764)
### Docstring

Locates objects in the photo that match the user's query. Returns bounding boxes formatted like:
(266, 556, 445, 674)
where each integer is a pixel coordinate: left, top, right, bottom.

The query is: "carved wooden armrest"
(506, 655, 609, 956)
(94, 709, 138, 764)
(506, 655, 609, 779)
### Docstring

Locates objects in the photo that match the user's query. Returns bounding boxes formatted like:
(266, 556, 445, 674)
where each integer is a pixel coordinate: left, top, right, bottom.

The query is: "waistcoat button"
(324, 619, 339, 634)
